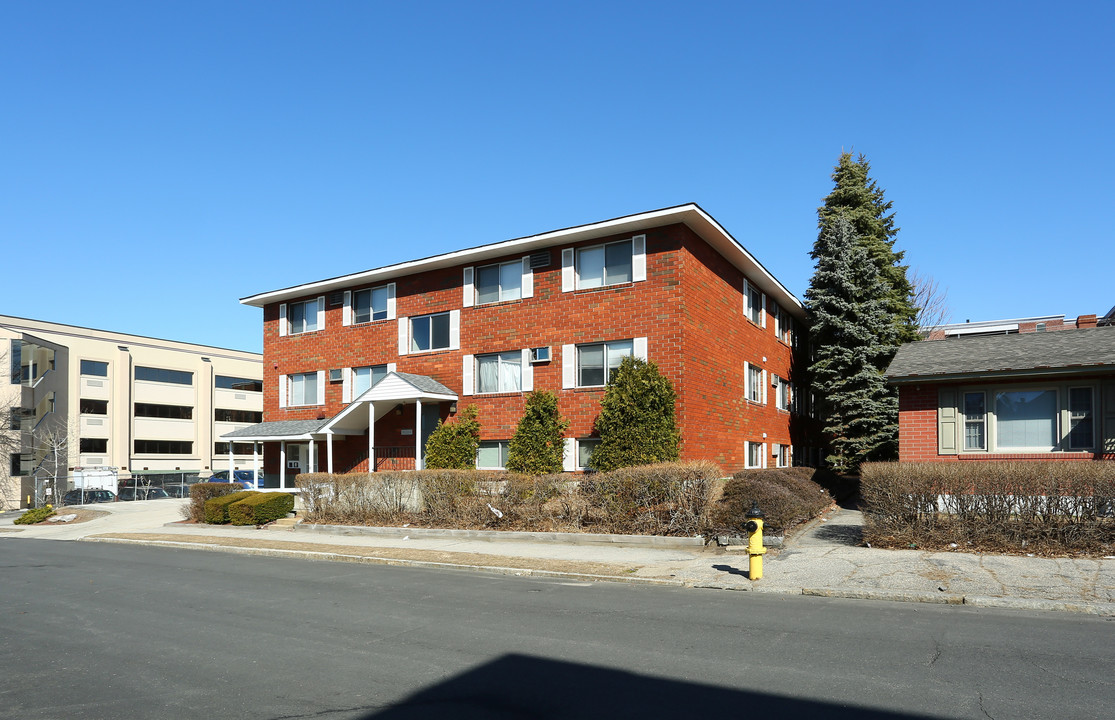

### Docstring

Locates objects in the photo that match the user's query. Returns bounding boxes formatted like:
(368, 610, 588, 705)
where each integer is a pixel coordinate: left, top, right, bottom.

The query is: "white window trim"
(952, 383, 1097, 454)
(562, 437, 577, 472)
(570, 338, 646, 388)
(575, 437, 600, 471)
(476, 440, 509, 470)
(347, 284, 395, 325)
(285, 297, 326, 336)
(473, 351, 525, 395)
(403, 310, 460, 354)
(463, 267, 474, 308)
(521, 256, 534, 299)
(286, 371, 324, 407)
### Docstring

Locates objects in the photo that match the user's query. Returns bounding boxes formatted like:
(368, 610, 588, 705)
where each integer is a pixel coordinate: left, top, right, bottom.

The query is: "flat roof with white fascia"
(239, 203, 806, 319)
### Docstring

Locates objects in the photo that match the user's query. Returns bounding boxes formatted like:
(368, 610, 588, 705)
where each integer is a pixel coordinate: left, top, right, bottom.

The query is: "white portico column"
(253, 444, 260, 486)
(227, 447, 234, 474)
(307, 438, 315, 474)
(326, 432, 334, 474)
(414, 398, 423, 471)
(368, 401, 376, 472)
(280, 441, 287, 490)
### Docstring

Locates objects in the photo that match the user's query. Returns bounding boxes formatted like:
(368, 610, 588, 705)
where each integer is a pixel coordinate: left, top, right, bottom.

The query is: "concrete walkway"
(2, 500, 1113, 615)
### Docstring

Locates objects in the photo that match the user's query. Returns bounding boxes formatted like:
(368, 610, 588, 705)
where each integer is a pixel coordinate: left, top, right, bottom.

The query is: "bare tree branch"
(910, 268, 951, 337)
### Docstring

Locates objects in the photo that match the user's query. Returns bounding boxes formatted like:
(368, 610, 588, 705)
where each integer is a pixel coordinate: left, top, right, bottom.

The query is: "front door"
(419, 404, 441, 467)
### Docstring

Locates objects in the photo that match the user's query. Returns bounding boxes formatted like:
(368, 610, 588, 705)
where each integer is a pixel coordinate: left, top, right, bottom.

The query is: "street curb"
(81, 536, 687, 588)
(290, 523, 707, 549)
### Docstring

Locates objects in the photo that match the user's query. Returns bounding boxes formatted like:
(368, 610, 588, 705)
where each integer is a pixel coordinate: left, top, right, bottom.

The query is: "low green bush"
(862, 461, 1115, 554)
(15, 505, 55, 525)
(229, 492, 295, 526)
(424, 405, 481, 469)
(188, 483, 244, 523)
(709, 468, 834, 534)
(204, 490, 258, 524)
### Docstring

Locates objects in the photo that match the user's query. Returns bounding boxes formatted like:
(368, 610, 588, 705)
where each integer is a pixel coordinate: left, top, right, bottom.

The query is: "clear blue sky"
(3, 1, 1112, 353)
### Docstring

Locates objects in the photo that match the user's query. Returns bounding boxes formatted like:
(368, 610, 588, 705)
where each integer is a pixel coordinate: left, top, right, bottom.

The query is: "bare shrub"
(579, 461, 719, 536)
(862, 461, 1115, 554)
(708, 469, 835, 534)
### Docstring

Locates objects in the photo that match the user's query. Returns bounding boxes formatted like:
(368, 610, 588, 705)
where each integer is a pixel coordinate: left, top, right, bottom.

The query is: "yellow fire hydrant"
(743, 502, 766, 580)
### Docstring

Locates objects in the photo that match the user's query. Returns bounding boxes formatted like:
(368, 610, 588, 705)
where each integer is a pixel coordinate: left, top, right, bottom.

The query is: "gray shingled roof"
(221, 419, 328, 439)
(392, 371, 455, 396)
(886, 326, 1115, 382)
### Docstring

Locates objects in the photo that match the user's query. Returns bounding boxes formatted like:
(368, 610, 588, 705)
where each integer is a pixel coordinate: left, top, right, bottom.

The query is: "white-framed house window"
(994, 389, 1059, 450)
(353, 286, 389, 324)
(774, 375, 790, 411)
(744, 279, 765, 327)
(577, 340, 634, 387)
(284, 371, 323, 407)
(1068, 387, 1095, 450)
(475, 352, 522, 394)
(400, 310, 460, 354)
(577, 438, 601, 471)
(775, 444, 791, 468)
(745, 363, 765, 404)
(746, 441, 765, 469)
(283, 297, 324, 335)
(353, 365, 389, 397)
(775, 305, 794, 344)
(477, 440, 510, 470)
(963, 391, 986, 451)
(476, 261, 523, 305)
(561, 235, 646, 292)
(945, 383, 1099, 454)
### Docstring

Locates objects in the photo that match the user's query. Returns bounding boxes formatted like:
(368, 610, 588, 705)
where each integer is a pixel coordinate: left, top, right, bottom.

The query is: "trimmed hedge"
(297, 462, 721, 536)
(708, 468, 835, 534)
(862, 461, 1115, 554)
(229, 492, 295, 526)
(188, 482, 244, 523)
(204, 490, 258, 524)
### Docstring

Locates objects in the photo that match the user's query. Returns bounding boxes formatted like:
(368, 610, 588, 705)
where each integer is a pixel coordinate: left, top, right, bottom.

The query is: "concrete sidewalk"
(2, 500, 1113, 615)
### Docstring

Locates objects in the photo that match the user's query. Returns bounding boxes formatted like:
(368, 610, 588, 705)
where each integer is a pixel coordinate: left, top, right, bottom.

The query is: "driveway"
(0, 499, 188, 540)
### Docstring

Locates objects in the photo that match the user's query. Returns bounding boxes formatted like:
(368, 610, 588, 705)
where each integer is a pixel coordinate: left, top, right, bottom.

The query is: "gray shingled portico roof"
(886, 326, 1115, 383)
(220, 419, 328, 441)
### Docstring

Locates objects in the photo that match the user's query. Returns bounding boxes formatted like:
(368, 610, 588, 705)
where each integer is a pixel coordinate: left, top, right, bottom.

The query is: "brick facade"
(248, 206, 813, 477)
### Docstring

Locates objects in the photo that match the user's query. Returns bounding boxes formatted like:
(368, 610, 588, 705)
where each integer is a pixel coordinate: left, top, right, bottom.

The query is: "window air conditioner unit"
(530, 347, 551, 363)
(771, 375, 779, 387)
(328, 369, 343, 383)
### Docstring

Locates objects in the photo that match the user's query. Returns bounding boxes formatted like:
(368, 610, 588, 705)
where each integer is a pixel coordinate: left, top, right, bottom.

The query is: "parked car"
(208, 470, 260, 489)
(62, 489, 116, 505)
(117, 487, 172, 501)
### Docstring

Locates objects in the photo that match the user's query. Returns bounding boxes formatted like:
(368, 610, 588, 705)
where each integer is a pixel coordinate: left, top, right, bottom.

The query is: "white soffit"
(240, 204, 804, 315)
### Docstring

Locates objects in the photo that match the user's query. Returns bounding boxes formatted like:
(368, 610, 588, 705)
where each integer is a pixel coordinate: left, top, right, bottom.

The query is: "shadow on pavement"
(811, 522, 864, 547)
(712, 563, 750, 579)
(364, 654, 937, 719)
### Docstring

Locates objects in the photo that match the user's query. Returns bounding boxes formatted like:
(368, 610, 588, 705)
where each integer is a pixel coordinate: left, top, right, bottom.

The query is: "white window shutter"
(342, 368, 352, 403)
(563, 438, 576, 472)
(462, 267, 474, 308)
(561, 248, 575, 292)
(387, 283, 397, 320)
(278, 304, 287, 337)
(278, 374, 287, 408)
(316, 370, 326, 405)
(633, 337, 648, 361)
(762, 370, 768, 404)
(387, 362, 397, 373)
(521, 348, 533, 391)
(742, 279, 749, 317)
(521, 256, 533, 298)
(317, 296, 326, 330)
(744, 361, 751, 398)
(397, 317, 409, 355)
(449, 309, 460, 350)
(342, 291, 352, 326)
(562, 344, 576, 389)
(462, 355, 474, 396)
(760, 292, 767, 328)
(632, 234, 646, 282)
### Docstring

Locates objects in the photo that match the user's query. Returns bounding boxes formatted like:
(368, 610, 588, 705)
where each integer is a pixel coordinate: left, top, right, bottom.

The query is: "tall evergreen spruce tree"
(818, 153, 918, 343)
(805, 215, 898, 471)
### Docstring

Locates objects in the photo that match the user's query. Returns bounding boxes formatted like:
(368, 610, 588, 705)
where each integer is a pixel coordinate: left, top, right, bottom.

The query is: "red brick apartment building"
(887, 313, 1115, 462)
(224, 204, 813, 488)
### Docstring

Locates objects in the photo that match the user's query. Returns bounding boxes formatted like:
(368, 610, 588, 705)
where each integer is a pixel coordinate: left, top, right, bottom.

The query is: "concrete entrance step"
(268, 514, 302, 530)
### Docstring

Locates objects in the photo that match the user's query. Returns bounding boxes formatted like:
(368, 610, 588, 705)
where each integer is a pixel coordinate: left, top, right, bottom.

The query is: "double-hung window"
(577, 438, 600, 471)
(288, 372, 319, 406)
(577, 340, 633, 387)
(775, 376, 790, 411)
(476, 440, 510, 469)
(353, 365, 389, 397)
(1068, 387, 1094, 450)
(745, 280, 764, 325)
(476, 352, 522, 394)
(410, 312, 451, 352)
(289, 299, 320, 334)
(577, 239, 632, 289)
(476, 262, 522, 305)
(746, 441, 764, 469)
(963, 392, 986, 451)
(353, 287, 389, 324)
(746, 364, 764, 403)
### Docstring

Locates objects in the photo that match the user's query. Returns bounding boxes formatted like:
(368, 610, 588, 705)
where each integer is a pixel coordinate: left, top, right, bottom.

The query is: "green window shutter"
(938, 389, 958, 455)
(1102, 382, 1115, 453)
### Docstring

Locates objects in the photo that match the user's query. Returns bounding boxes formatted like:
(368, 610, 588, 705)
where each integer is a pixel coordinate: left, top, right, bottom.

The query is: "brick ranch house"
(886, 317, 1115, 462)
(224, 204, 815, 489)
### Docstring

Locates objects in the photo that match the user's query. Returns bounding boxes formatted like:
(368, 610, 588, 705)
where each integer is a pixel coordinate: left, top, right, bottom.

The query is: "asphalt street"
(1, 539, 1111, 719)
